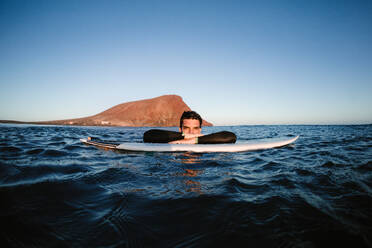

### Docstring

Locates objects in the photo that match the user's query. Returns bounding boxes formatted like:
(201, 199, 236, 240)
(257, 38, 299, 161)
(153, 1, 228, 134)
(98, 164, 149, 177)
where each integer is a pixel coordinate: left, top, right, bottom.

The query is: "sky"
(0, 0, 371, 125)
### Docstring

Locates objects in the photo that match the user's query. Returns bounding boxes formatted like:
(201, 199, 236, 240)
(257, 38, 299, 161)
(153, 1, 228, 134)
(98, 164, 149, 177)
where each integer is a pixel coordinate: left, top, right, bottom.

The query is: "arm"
(170, 131, 237, 144)
(198, 131, 236, 144)
(143, 129, 184, 143)
(144, 129, 237, 144)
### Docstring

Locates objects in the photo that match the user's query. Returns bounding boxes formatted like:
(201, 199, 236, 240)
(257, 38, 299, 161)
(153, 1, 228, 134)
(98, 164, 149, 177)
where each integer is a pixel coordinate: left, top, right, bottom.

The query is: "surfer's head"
(180, 111, 202, 135)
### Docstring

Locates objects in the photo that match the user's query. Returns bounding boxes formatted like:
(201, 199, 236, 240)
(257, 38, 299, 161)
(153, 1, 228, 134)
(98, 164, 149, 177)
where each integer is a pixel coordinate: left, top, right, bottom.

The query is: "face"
(180, 118, 201, 135)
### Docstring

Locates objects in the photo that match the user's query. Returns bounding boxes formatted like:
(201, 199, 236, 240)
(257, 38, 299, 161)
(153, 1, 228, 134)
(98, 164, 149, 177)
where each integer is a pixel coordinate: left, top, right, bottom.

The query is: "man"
(143, 111, 236, 144)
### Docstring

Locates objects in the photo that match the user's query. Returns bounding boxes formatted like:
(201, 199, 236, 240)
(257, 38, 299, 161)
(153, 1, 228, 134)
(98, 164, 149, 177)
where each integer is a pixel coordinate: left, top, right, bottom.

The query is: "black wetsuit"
(143, 129, 236, 144)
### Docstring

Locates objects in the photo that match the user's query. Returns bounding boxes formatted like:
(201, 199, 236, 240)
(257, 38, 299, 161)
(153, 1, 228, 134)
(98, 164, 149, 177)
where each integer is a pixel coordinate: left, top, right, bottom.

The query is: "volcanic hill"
(37, 95, 213, 127)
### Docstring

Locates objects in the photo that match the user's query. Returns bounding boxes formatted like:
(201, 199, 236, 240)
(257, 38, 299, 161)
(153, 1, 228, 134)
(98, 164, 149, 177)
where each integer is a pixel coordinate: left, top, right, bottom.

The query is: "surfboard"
(80, 135, 299, 153)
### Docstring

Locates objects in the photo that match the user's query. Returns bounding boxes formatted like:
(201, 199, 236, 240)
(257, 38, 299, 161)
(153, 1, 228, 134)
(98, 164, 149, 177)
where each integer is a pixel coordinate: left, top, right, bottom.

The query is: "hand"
(169, 137, 197, 144)
(183, 133, 204, 139)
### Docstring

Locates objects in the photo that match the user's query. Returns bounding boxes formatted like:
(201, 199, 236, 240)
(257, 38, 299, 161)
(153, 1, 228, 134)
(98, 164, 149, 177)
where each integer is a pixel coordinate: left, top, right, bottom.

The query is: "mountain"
(37, 95, 213, 127)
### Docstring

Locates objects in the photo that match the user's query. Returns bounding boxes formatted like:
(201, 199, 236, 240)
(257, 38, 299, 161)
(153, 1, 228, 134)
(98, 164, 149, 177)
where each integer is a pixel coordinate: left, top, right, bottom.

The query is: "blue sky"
(0, 0, 371, 125)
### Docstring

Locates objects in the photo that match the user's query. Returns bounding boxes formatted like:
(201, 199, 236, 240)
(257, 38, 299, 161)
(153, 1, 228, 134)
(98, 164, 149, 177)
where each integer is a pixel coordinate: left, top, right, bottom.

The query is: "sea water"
(0, 124, 371, 247)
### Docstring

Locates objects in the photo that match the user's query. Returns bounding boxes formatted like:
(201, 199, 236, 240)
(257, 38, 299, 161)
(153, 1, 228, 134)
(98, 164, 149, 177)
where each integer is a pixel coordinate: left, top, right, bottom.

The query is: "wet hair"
(180, 111, 202, 129)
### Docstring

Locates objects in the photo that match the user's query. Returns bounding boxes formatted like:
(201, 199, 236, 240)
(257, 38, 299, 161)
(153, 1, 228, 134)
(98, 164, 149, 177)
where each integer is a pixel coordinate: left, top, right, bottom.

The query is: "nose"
(190, 129, 197, 134)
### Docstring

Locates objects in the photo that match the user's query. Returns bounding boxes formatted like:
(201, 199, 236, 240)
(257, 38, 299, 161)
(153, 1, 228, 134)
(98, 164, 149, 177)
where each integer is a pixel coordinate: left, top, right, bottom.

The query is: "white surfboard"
(80, 136, 299, 153)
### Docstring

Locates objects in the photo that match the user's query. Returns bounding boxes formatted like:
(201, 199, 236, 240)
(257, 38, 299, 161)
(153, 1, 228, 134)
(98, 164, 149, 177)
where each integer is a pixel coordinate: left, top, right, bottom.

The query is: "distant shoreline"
(0, 120, 105, 127)
(1, 120, 371, 127)
(0, 120, 173, 127)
